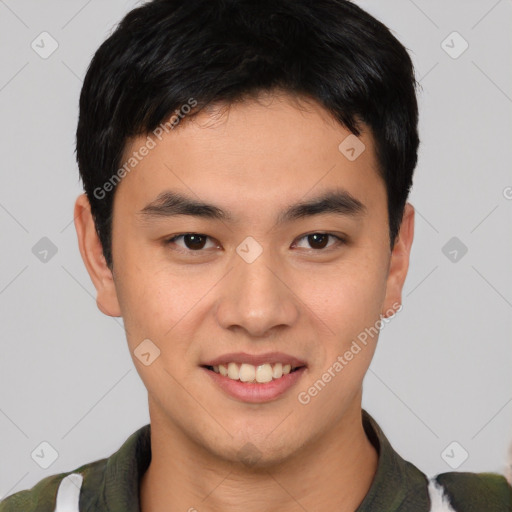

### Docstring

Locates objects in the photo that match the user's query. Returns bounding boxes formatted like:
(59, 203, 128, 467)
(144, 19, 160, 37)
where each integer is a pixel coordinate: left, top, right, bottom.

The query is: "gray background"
(1, 0, 511, 499)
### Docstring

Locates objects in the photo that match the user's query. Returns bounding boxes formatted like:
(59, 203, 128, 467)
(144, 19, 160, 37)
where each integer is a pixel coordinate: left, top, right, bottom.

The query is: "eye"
(293, 232, 345, 251)
(163, 232, 346, 254)
(164, 233, 218, 252)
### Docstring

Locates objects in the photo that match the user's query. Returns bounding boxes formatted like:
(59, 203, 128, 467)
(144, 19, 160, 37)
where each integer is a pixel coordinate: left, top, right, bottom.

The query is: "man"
(1, 0, 510, 511)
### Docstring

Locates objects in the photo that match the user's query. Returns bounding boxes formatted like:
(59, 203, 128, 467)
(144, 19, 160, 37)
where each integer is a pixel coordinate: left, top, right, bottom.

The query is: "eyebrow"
(137, 188, 367, 226)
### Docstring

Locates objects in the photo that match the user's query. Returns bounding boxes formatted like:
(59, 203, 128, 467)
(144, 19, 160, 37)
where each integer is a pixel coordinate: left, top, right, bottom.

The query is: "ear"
(73, 193, 122, 317)
(381, 202, 415, 317)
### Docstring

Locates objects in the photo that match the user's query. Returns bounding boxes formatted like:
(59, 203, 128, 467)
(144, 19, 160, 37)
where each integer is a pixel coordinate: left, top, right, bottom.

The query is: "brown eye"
(182, 234, 207, 250)
(165, 233, 215, 251)
(294, 233, 345, 251)
(307, 233, 329, 249)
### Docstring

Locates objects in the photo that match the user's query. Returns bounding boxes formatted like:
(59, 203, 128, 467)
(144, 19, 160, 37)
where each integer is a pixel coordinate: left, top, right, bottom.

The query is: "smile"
(204, 362, 303, 383)
(202, 364, 307, 403)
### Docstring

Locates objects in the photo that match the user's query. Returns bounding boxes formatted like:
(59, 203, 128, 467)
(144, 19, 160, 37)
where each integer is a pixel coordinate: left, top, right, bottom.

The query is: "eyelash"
(163, 232, 346, 255)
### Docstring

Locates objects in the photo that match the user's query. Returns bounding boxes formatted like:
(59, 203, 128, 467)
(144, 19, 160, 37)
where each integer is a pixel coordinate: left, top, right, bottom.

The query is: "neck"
(140, 400, 378, 512)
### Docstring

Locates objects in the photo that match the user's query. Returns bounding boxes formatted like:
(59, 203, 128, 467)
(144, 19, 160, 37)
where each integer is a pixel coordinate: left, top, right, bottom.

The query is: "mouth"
(201, 362, 306, 384)
(200, 353, 308, 403)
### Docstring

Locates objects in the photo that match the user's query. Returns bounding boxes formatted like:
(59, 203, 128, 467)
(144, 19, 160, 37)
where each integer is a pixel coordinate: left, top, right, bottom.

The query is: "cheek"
(111, 243, 172, 348)
(312, 253, 387, 339)
(113, 266, 200, 399)
(116, 268, 195, 342)
(294, 260, 385, 425)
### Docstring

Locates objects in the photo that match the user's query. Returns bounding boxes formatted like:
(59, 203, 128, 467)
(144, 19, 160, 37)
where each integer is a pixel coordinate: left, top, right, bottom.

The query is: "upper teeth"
(212, 362, 294, 383)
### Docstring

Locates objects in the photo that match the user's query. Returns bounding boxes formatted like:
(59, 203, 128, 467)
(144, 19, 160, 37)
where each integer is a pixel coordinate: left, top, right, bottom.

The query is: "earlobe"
(381, 202, 415, 317)
(73, 193, 122, 317)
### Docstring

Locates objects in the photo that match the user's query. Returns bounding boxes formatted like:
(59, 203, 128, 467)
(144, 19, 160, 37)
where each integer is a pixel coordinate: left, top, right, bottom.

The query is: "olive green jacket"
(1, 410, 511, 511)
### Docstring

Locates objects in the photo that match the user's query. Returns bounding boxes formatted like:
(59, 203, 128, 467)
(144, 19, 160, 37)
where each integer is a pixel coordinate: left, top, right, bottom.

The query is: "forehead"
(114, 92, 384, 218)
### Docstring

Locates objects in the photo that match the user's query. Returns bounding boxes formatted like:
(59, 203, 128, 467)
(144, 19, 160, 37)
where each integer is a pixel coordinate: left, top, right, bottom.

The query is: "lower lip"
(202, 366, 307, 403)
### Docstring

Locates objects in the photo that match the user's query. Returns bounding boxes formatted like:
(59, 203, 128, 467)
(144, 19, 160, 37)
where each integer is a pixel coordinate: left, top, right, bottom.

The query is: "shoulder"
(428, 471, 512, 511)
(0, 472, 70, 512)
(0, 459, 106, 512)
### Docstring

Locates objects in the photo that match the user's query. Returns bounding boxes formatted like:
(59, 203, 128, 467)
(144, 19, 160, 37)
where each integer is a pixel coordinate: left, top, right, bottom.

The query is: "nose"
(214, 249, 300, 338)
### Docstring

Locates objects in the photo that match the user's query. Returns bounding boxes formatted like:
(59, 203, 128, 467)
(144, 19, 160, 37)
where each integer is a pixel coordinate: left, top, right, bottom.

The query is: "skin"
(74, 90, 414, 512)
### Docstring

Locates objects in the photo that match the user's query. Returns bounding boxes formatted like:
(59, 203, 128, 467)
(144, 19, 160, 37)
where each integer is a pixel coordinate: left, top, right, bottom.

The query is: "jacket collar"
(356, 409, 430, 511)
(81, 409, 430, 512)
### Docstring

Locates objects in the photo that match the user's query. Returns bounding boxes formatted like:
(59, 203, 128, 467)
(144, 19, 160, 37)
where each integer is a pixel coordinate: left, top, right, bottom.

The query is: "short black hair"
(76, 0, 419, 270)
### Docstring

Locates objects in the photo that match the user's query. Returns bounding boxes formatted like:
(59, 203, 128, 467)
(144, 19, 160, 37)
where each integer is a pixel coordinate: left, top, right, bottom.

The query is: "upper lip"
(201, 352, 307, 368)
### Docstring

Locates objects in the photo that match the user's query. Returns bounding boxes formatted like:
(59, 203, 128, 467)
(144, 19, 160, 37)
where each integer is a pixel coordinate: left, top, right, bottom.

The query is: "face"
(75, 91, 414, 467)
